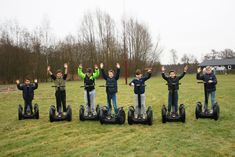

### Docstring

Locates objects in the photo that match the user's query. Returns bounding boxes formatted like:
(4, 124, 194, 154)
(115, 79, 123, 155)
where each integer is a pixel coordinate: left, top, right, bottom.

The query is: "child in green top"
(78, 64, 100, 115)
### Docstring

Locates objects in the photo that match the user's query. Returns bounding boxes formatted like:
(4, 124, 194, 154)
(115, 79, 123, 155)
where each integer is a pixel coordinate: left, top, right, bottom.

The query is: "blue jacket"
(197, 73, 217, 92)
(129, 72, 151, 94)
(101, 68, 120, 95)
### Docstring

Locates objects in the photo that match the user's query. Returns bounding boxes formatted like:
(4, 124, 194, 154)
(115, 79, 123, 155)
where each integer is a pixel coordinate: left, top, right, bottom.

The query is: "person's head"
(205, 66, 212, 74)
(169, 70, 176, 78)
(108, 70, 114, 78)
(86, 68, 93, 77)
(24, 77, 31, 84)
(56, 69, 63, 78)
(135, 69, 142, 79)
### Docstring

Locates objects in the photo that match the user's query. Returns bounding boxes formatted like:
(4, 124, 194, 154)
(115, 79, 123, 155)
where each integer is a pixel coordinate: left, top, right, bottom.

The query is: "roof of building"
(199, 58, 235, 66)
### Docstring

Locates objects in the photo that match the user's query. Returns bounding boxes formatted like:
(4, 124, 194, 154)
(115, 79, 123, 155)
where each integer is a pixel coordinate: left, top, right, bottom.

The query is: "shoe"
(142, 114, 146, 119)
(134, 114, 138, 119)
(172, 112, 176, 118)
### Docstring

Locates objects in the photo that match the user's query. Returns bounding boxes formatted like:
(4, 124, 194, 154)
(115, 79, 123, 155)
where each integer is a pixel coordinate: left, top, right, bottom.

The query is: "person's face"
(86, 72, 92, 77)
(206, 68, 212, 74)
(108, 71, 114, 78)
(56, 72, 62, 78)
(25, 80, 30, 84)
(169, 72, 176, 78)
(136, 74, 142, 79)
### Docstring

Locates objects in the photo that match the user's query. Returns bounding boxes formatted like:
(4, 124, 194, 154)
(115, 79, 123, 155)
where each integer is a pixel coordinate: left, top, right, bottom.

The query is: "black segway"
(195, 82, 219, 120)
(162, 83, 186, 123)
(49, 85, 72, 122)
(79, 85, 100, 121)
(99, 85, 125, 125)
(128, 84, 153, 125)
(18, 103, 39, 120)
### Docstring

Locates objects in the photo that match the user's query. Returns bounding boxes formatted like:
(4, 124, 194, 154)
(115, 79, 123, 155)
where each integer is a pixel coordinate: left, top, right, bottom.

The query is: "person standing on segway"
(197, 66, 217, 114)
(16, 77, 38, 114)
(100, 63, 120, 115)
(129, 69, 152, 119)
(47, 63, 68, 117)
(161, 65, 188, 117)
(78, 64, 100, 116)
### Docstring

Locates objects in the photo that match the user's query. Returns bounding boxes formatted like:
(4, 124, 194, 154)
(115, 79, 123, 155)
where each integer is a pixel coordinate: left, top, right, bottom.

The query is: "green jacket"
(77, 67, 100, 80)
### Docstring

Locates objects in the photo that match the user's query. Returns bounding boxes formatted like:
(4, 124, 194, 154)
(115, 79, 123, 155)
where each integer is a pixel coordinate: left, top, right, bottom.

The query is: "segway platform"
(18, 104, 39, 120)
(49, 105, 72, 122)
(99, 106, 125, 124)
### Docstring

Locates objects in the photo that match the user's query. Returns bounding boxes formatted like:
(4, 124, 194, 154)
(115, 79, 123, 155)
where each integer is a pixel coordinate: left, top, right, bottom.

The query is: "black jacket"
(162, 72, 186, 90)
(197, 73, 217, 92)
(17, 83, 38, 100)
(101, 68, 120, 95)
(129, 72, 151, 94)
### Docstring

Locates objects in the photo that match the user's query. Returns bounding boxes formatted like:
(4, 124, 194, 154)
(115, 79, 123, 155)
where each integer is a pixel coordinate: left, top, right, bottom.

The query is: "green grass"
(0, 74, 234, 157)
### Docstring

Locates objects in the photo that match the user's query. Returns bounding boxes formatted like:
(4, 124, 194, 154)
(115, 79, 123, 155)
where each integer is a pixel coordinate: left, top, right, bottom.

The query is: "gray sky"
(1, 0, 234, 64)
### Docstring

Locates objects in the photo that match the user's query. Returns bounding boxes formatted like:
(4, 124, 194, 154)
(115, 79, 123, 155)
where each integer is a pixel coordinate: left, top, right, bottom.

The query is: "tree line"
(0, 11, 162, 84)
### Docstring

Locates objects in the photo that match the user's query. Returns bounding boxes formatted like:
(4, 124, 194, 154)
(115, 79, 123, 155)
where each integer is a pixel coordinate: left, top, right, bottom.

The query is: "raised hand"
(94, 64, 98, 69)
(79, 64, 82, 69)
(197, 67, 201, 73)
(184, 65, 188, 72)
(116, 63, 120, 69)
(47, 66, 51, 72)
(34, 79, 38, 83)
(161, 66, 165, 72)
(64, 63, 68, 69)
(147, 69, 152, 73)
(16, 80, 20, 84)
(100, 63, 104, 69)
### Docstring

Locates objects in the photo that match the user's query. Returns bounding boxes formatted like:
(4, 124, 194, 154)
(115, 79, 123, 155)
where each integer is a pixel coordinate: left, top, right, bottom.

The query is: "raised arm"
(32, 79, 38, 90)
(178, 65, 188, 80)
(16, 80, 23, 90)
(115, 63, 120, 80)
(63, 63, 68, 80)
(161, 66, 168, 81)
(196, 67, 204, 80)
(77, 64, 86, 79)
(100, 63, 107, 80)
(47, 66, 56, 80)
(143, 69, 152, 81)
(92, 64, 100, 79)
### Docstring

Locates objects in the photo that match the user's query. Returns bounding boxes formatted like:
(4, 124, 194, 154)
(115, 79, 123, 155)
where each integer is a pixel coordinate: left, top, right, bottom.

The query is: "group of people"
(16, 63, 217, 119)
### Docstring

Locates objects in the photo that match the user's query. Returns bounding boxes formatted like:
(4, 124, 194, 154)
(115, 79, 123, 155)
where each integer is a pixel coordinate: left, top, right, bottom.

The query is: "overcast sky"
(1, 0, 234, 64)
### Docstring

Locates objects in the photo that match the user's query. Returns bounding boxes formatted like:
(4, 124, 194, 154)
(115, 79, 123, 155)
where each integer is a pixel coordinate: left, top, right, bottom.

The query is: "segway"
(128, 84, 153, 125)
(79, 85, 100, 121)
(99, 85, 125, 125)
(195, 82, 219, 120)
(161, 83, 186, 123)
(49, 85, 72, 122)
(18, 103, 39, 120)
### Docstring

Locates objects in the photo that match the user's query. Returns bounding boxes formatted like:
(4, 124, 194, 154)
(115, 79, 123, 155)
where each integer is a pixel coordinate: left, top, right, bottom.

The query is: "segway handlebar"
(80, 85, 95, 88)
(51, 85, 65, 87)
(166, 83, 181, 86)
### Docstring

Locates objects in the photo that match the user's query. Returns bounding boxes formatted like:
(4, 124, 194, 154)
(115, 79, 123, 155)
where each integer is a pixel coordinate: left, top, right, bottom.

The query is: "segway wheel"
(66, 105, 72, 121)
(99, 108, 105, 124)
(195, 102, 202, 119)
(96, 104, 100, 120)
(18, 104, 23, 120)
(49, 105, 55, 122)
(147, 106, 153, 126)
(118, 108, 126, 125)
(161, 105, 167, 123)
(34, 104, 39, 119)
(213, 103, 220, 121)
(179, 104, 186, 123)
(79, 105, 85, 121)
(128, 106, 134, 125)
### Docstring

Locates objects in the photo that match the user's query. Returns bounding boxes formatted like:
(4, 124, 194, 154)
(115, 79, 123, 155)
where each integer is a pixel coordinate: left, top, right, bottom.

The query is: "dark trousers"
(55, 90, 66, 112)
(24, 99, 33, 114)
(168, 90, 178, 113)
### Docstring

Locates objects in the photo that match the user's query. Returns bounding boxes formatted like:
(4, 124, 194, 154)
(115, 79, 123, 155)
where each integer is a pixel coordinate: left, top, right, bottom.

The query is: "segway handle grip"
(80, 85, 94, 88)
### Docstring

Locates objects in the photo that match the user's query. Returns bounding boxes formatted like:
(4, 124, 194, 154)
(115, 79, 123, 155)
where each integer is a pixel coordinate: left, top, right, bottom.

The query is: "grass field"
(0, 74, 234, 157)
